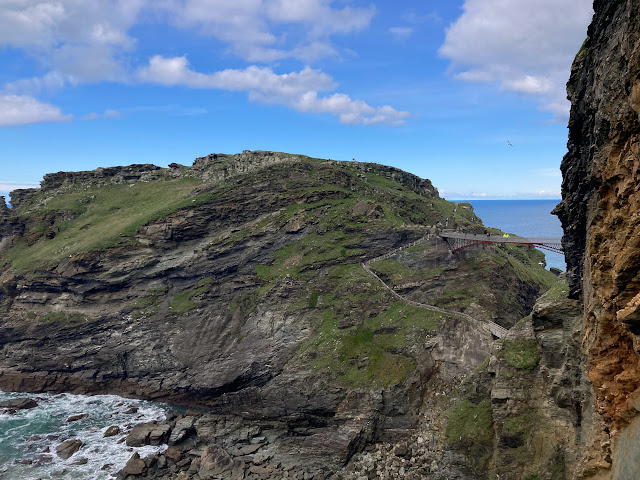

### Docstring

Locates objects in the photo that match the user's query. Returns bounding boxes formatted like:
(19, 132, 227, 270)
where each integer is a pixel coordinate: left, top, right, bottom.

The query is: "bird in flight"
(507, 141, 514, 147)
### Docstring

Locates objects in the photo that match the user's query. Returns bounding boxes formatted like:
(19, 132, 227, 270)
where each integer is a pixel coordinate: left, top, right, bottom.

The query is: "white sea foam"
(0, 390, 173, 479)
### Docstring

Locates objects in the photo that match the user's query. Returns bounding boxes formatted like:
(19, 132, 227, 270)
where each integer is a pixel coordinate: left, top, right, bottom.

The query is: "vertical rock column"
(555, 0, 640, 477)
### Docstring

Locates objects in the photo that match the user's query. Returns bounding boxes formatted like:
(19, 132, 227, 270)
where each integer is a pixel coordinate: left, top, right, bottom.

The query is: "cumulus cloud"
(83, 109, 121, 121)
(3, 72, 70, 96)
(155, 0, 374, 62)
(440, 0, 593, 122)
(1, 1, 408, 126)
(138, 56, 410, 125)
(0, 0, 143, 83)
(0, 1, 375, 67)
(0, 94, 72, 127)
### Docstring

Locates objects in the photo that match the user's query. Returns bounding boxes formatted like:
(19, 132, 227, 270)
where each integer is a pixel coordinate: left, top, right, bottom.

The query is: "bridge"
(440, 231, 563, 254)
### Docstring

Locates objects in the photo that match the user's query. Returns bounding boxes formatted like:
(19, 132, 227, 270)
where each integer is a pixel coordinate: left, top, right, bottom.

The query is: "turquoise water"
(460, 200, 566, 271)
(0, 391, 171, 479)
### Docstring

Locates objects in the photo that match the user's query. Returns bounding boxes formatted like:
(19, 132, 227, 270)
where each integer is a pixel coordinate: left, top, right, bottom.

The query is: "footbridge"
(440, 232, 563, 254)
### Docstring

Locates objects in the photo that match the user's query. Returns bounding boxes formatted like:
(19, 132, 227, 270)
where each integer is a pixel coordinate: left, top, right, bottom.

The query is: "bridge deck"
(440, 232, 562, 244)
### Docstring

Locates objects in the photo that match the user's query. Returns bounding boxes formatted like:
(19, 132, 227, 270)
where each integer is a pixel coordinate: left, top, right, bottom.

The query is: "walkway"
(361, 235, 508, 339)
(440, 231, 563, 254)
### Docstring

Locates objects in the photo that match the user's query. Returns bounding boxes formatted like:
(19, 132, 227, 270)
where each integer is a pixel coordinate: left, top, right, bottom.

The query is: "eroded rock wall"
(555, 0, 640, 477)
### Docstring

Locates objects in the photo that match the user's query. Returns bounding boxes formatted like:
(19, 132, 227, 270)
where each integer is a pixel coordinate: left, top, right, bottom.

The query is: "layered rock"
(0, 151, 554, 476)
(554, 0, 640, 476)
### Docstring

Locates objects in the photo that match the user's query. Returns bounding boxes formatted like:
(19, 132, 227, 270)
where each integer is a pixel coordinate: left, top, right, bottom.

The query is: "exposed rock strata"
(554, 0, 640, 476)
(0, 151, 556, 476)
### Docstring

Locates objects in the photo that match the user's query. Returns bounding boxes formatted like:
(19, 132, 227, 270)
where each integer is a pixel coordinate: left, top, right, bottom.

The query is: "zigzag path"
(361, 234, 508, 339)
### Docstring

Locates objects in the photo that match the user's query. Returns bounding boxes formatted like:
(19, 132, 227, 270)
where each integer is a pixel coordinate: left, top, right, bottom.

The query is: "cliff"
(555, 0, 640, 477)
(0, 151, 558, 478)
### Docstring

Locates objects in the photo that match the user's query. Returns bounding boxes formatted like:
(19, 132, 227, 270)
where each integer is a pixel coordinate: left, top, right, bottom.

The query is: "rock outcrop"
(0, 151, 555, 477)
(554, 0, 640, 477)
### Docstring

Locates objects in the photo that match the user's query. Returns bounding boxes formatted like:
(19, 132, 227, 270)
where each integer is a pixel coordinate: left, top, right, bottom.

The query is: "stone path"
(361, 235, 508, 339)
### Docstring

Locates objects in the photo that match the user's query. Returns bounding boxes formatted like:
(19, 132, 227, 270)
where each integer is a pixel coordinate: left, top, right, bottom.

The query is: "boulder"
(168, 416, 196, 445)
(165, 446, 184, 464)
(56, 439, 83, 460)
(239, 443, 262, 455)
(149, 424, 171, 446)
(125, 422, 170, 447)
(0, 398, 38, 410)
(198, 444, 235, 479)
(66, 413, 88, 423)
(123, 452, 146, 476)
(103, 425, 120, 437)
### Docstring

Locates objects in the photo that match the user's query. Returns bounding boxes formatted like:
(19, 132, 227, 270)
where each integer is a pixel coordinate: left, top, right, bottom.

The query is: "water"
(0, 391, 173, 479)
(460, 200, 566, 271)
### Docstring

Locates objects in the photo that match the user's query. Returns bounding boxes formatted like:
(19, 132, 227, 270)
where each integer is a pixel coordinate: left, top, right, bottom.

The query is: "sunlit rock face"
(555, 0, 640, 476)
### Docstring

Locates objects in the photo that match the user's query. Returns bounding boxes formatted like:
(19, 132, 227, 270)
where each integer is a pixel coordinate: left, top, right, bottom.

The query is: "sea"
(0, 391, 173, 479)
(460, 199, 566, 272)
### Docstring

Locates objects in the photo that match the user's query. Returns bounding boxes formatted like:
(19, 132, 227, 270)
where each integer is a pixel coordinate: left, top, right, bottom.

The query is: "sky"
(0, 0, 594, 202)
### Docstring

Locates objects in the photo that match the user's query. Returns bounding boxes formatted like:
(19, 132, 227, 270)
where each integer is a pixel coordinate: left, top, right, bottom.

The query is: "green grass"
(575, 38, 588, 58)
(369, 259, 418, 283)
(365, 172, 408, 192)
(543, 278, 569, 301)
(501, 338, 540, 370)
(303, 299, 439, 387)
(39, 312, 86, 324)
(446, 399, 493, 445)
(435, 289, 474, 309)
(497, 244, 556, 290)
(446, 398, 494, 470)
(168, 280, 212, 315)
(502, 412, 533, 436)
(3, 177, 206, 272)
(255, 229, 365, 282)
(130, 287, 168, 319)
(309, 291, 319, 308)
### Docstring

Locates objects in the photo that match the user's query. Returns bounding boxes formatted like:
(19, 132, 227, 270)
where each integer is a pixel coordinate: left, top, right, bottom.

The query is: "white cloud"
(0, 1, 406, 126)
(389, 27, 414, 40)
(3, 72, 70, 96)
(0, 0, 144, 83)
(0, 94, 72, 127)
(138, 56, 410, 125)
(158, 0, 375, 62)
(83, 109, 121, 121)
(0, 1, 374, 70)
(0, 182, 39, 191)
(440, 0, 593, 122)
(265, 0, 375, 35)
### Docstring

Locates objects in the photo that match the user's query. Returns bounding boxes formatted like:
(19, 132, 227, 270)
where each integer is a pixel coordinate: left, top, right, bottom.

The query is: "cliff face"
(0, 151, 557, 477)
(555, 0, 640, 477)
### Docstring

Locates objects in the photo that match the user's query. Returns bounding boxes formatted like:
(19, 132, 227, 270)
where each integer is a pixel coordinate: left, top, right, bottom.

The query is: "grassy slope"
(3, 175, 212, 271)
(1, 155, 555, 389)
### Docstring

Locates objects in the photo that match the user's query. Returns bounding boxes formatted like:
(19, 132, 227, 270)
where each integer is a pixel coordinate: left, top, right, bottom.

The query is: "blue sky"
(0, 0, 593, 201)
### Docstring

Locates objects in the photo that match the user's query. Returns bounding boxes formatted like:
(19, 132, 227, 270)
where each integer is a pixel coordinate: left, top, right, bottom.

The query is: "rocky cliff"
(0, 150, 559, 478)
(554, 0, 640, 477)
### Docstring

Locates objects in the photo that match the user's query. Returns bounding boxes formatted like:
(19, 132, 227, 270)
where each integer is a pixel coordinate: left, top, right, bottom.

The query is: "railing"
(440, 231, 563, 254)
